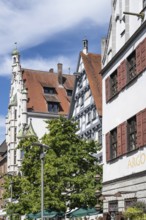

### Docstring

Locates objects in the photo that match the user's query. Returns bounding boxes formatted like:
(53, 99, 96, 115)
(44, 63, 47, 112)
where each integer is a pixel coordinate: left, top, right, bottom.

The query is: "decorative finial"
(12, 42, 19, 56)
(15, 42, 17, 49)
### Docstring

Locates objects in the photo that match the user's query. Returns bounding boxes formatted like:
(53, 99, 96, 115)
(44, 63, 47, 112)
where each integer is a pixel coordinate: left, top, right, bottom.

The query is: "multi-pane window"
(48, 102, 59, 113)
(110, 70, 118, 97)
(87, 112, 91, 124)
(14, 150, 17, 165)
(110, 128, 117, 159)
(80, 94, 84, 106)
(93, 108, 96, 120)
(127, 51, 136, 82)
(14, 109, 17, 120)
(44, 87, 55, 94)
(127, 116, 137, 151)
(125, 198, 137, 209)
(14, 127, 17, 142)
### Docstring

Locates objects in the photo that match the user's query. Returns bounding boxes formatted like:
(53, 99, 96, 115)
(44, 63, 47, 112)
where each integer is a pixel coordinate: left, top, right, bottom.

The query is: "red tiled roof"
(22, 69, 75, 115)
(80, 52, 102, 116)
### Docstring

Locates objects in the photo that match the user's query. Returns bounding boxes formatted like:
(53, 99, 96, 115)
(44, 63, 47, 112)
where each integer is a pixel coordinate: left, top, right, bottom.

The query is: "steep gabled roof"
(0, 140, 7, 156)
(22, 68, 75, 115)
(80, 52, 102, 116)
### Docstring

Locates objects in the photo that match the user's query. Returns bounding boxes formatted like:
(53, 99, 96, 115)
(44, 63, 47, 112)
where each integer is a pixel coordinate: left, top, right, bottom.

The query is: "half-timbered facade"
(101, 0, 146, 219)
(69, 40, 102, 162)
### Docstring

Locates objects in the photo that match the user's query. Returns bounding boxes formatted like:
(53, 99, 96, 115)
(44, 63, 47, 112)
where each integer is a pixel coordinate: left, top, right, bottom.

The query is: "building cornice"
(27, 111, 68, 119)
(103, 169, 146, 186)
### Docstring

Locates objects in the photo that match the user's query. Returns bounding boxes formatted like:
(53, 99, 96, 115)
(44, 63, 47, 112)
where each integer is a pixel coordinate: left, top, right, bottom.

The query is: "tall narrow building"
(69, 39, 102, 162)
(101, 0, 146, 219)
(6, 49, 75, 174)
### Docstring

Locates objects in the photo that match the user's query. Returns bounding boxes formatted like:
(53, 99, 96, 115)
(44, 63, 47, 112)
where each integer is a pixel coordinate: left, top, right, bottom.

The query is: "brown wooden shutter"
(117, 65, 122, 91)
(141, 38, 146, 71)
(142, 108, 146, 146)
(117, 125, 122, 156)
(137, 111, 143, 148)
(105, 76, 110, 103)
(121, 122, 127, 154)
(106, 132, 110, 162)
(136, 42, 142, 75)
(121, 60, 127, 89)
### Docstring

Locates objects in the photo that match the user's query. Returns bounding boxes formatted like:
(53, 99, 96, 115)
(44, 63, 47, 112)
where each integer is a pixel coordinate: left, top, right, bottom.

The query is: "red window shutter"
(105, 76, 110, 103)
(136, 111, 143, 147)
(121, 60, 127, 89)
(117, 65, 122, 91)
(141, 38, 146, 71)
(142, 108, 146, 146)
(117, 125, 122, 156)
(136, 43, 142, 75)
(121, 122, 127, 154)
(106, 132, 110, 162)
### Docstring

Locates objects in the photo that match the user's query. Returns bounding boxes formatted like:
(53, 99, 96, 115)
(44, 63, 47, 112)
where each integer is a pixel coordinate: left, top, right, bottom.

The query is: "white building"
(101, 0, 146, 219)
(6, 49, 75, 174)
(69, 40, 102, 162)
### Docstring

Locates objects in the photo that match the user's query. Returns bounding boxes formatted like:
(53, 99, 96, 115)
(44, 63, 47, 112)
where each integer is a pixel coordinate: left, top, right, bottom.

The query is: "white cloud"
(0, 0, 111, 55)
(0, 55, 76, 76)
(22, 56, 76, 74)
(0, 115, 6, 144)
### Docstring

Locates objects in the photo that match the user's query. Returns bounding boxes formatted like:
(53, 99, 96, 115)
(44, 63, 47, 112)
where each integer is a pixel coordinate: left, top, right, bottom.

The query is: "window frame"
(110, 128, 117, 159)
(127, 51, 136, 82)
(110, 70, 118, 97)
(127, 116, 137, 152)
(44, 87, 55, 94)
(80, 94, 84, 106)
(47, 102, 59, 113)
(87, 111, 91, 124)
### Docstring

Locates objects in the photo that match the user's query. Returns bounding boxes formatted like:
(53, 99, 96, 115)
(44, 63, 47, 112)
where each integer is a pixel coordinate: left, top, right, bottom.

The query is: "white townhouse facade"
(101, 0, 146, 219)
(69, 40, 102, 162)
(6, 49, 75, 174)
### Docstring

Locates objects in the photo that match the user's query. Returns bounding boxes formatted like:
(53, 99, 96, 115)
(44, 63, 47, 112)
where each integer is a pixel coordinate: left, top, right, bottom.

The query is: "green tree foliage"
(124, 201, 146, 220)
(4, 117, 102, 215)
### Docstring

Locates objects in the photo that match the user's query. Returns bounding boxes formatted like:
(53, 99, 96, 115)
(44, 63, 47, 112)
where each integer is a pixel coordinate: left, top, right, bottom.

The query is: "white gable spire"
(82, 38, 88, 55)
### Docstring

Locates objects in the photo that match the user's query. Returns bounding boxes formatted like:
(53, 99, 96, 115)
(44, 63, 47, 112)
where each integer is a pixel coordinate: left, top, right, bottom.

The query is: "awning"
(67, 208, 99, 218)
(27, 210, 64, 219)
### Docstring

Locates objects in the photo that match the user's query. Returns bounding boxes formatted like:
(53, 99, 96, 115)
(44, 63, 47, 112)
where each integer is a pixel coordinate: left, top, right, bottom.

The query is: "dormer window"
(48, 102, 59, 113)
(67, 90, 72, 96)
(44, 87, 55, 94)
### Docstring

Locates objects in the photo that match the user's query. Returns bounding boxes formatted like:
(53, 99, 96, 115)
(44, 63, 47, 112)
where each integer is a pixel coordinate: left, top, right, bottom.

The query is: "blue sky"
(0, 0, 111, 143)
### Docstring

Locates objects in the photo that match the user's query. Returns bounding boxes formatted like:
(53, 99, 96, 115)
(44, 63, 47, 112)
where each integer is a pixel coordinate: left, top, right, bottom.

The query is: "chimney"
(49, 68, 54, 72)
(57, 63, 63, 85)
(82, 39, 88, 55)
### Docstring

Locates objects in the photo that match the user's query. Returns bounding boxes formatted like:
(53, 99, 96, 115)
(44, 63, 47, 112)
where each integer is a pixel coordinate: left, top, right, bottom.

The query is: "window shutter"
(142, 108, 146, 146)
(136, 43, 142, 74)
(137, 111, 143, 147)
(117, 65, 122, 91)
(105, 76, 110, 103)
(117, 125, 122, 156)
(121, 60, 127, 89)
(141, 38, 146, 71)
(121, 122, 127, 154)
(106, 132, 110, 162)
